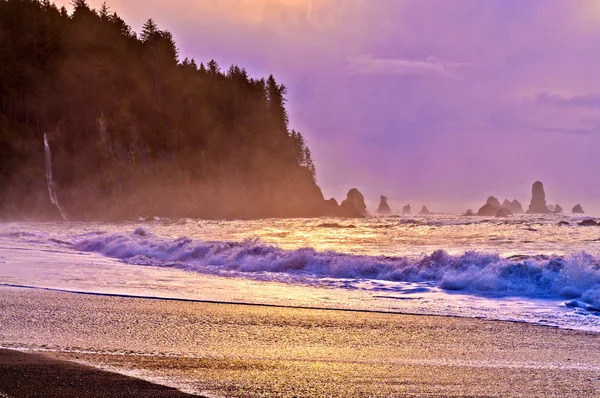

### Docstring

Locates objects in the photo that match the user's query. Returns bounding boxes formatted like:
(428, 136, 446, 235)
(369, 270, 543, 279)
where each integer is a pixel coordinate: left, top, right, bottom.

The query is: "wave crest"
(72, 230, 600, 307)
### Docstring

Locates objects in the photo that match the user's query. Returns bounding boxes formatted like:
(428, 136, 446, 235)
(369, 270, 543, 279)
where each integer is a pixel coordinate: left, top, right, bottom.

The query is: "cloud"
(347, 55, 469, 78)
(534, 92, 600, 108)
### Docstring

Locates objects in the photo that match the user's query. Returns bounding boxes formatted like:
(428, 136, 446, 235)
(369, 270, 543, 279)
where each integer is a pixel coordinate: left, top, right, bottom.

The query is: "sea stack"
(477, 196, 512, 217)
(325, 198, 340, 214)
(526, 181, 550, 214)
(339, 188, 368, 217)
(419, 206, 430, 215)
(502, 199, 524, 214)
(402, 204, 412, 215)
(377, 196, 392, 215)
(554, 204, 563, 213)
(477, 196, 501, 216)
(464, 209, 474, 216)
(495, 208, 512, 218)
(572, 204, 585, 214)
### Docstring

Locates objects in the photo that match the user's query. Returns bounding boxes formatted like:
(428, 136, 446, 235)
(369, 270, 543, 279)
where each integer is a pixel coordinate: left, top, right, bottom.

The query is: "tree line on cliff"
(0, 0, 322, 220)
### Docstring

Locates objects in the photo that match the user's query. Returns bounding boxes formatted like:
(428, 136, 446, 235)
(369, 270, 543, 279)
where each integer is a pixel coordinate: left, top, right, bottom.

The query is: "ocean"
(1, 213, 600, 332)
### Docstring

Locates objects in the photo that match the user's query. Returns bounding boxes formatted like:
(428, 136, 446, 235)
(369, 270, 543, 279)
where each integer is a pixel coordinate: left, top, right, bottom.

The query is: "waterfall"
(44, 133, 68, 221)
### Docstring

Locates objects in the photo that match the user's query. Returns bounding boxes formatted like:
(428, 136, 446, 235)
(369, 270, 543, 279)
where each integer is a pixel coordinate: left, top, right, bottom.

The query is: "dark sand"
(0, 349, 199, 397)
(1, 286, 599, 397)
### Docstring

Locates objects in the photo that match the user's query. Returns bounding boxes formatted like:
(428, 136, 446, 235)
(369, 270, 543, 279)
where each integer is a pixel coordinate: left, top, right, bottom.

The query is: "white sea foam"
(71, 229, 600, 310)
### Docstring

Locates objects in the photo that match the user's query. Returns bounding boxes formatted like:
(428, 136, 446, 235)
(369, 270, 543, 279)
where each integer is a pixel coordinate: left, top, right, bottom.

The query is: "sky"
(57, 0, 600, 213)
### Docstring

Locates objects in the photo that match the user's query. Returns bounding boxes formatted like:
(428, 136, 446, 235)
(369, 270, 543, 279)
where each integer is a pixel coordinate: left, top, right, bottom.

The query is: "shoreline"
(2, 286, 600, 397)
(1, 282, 590, 334)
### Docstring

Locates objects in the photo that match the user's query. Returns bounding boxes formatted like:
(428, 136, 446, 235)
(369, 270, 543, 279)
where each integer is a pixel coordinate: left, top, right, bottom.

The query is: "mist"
(47, 0, 600, 214)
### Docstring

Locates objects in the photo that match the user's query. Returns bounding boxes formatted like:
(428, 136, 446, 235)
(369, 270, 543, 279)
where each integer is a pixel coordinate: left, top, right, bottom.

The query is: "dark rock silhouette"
(502, 199, 524, 214)
(512, 200, 524, 213)
(477, 196, 502, 216)
(558, 221, 570, 226)
(318, 222, 357, 229)
(325, 198, 339, 212)
(464, 209, 474, 216)
(487, 196, 501, 208)
(495, 208, 513, 217)
(339, 188, 368, 218)
(573, 204, 585, 214)
(526, 181, 550, 214)
(377, 196, 392, 215)
(402, 204, 412, 215)
(477, 196, 502, 217)
(476, 205, 493, 216)
(578, 219, 597, 226)
(477, 204, 496, 216)
(419, 206, 430, 215)
(554, 204, 563, 213)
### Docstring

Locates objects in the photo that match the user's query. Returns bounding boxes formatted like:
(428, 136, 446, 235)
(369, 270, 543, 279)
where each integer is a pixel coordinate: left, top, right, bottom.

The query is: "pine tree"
(0, 0, 322, 219)
(266, 75, 289, 134)
(71, 0, 92, 19)
(140, 18, 158, 42)
(207, 60, 220, 75)
(99, 2, 110, 19)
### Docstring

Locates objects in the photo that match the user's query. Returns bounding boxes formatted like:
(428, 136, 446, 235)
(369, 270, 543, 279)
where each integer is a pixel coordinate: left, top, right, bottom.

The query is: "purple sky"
(58, 0, 600, 213)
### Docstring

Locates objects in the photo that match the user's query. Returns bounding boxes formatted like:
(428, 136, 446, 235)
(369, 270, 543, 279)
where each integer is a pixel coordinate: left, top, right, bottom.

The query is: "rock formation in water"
(419, 206, 430, 215)
(477, 196, 512, 217)
(578, 219, 597, 226)
(324, 198, 340, 214)
(402, 204, 412, 215)
(495, 208, 513, 217)
(511, 199, 524, 214)
(554, 204, 563, 213)
(464, 209, 474, 216)
(487, 196, 501, 208)
(339, 188, 368, 218)
(573, 204, 585, 214)
(547, 204, 556, 212)
(501, 199, 524, 214)
(377, 196, 392, 215)
(477, 196, 501, 216)
(526, 181, 550, 214)
(558, 221, 570, 226)
(477, 204, 496, 216)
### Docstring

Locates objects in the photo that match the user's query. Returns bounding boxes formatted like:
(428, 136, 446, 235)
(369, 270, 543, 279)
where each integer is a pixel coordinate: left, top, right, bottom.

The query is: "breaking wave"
(72, 229, 600, 309)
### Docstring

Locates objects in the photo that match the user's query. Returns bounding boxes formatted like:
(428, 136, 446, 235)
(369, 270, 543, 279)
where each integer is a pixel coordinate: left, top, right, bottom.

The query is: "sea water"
(1, 213, 599, 331)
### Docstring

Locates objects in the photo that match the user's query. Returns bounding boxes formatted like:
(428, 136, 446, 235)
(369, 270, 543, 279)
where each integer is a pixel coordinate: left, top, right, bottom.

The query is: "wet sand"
(1, 286, 599, 397)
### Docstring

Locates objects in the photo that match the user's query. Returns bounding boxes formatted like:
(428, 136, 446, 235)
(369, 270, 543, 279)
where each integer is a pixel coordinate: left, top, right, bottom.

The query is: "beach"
(1, 286, 599, 397)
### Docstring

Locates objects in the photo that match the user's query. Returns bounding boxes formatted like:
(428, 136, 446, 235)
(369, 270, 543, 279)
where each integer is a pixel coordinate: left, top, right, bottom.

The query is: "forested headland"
(0, 0, 343, 220)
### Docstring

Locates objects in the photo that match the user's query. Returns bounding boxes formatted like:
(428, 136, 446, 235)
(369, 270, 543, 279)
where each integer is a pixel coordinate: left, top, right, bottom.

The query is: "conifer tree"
(0, 0, 322, 219)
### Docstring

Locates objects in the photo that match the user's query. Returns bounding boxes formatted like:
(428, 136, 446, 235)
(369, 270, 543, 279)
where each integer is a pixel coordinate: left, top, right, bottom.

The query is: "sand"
(0, 349, 199, 397)
(1, 286, 599, 397)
